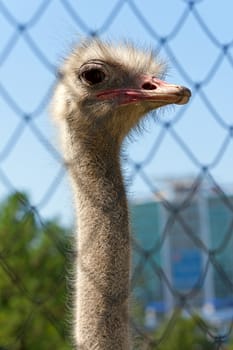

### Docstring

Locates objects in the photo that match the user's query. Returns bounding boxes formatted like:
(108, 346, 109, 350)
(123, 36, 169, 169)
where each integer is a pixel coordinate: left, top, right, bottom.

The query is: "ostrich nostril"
(142, 82, 157, 90)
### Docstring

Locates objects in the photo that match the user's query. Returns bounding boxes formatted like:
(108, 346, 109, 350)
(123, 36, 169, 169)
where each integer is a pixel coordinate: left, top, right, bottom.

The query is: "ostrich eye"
(81, 68, 106, 85)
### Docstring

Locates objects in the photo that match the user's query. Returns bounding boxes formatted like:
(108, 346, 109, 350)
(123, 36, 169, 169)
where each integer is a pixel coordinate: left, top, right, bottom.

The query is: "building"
(130, 179, 233, 325)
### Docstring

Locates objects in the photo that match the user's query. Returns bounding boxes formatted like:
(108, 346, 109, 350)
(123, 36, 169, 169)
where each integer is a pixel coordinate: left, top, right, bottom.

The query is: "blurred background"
(1, 0, 233, 349)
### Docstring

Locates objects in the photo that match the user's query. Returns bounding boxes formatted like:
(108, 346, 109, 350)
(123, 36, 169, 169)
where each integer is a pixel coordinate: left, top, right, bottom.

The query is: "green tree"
(134, 311, 227, 350)
(0, 192, 72, 349)
(154, 313, 214, 350)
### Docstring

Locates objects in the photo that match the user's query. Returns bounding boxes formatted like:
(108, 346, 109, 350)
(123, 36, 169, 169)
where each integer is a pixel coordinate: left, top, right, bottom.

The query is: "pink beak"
(96, 75, 191, 106)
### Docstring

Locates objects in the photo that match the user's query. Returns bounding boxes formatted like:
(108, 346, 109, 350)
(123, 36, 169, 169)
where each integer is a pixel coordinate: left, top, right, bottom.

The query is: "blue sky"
(0, 0, 233, 225)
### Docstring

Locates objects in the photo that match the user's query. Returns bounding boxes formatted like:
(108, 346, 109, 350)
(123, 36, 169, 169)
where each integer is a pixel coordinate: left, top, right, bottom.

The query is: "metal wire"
(0, 1, 233, 349)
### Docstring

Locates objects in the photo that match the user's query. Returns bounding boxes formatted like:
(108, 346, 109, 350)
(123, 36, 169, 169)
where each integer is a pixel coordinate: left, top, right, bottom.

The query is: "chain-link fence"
(1, 1, 233, 349)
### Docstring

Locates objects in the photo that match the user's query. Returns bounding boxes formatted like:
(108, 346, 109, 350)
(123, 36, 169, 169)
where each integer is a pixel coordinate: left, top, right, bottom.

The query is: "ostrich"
(51, 39, 191, 349)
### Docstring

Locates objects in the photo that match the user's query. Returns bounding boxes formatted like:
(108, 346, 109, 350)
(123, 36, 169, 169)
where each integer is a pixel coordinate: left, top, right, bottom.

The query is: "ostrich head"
(52, 39, 191, 148)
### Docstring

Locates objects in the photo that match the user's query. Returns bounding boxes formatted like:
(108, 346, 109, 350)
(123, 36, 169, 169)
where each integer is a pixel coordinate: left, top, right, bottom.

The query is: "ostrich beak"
(96, 76, 191, 107)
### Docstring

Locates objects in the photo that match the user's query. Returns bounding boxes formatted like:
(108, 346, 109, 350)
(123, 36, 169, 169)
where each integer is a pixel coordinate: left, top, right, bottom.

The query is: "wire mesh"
(0, 0, 233, 349)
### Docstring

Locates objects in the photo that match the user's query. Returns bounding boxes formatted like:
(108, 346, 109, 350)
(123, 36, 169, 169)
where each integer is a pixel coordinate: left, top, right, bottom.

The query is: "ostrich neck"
(68, 129, 130, 350)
